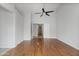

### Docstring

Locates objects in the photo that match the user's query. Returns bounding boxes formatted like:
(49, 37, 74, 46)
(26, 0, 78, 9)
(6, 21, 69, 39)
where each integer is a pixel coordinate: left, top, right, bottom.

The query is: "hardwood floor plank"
(3, 39, 79, 56)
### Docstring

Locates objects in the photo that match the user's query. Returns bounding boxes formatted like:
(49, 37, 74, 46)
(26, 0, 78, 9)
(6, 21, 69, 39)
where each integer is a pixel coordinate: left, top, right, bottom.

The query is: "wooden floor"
(3, 38, 79, 56)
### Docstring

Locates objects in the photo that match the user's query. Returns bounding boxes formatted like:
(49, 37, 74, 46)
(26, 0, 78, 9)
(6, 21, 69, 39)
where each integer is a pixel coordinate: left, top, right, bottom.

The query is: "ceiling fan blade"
(40, 13, 43, 17)
(46, 13, 50, 16)
(40, 14, 43, 17)
(35, 12, 41, 14)
(46, 11, 54, 13)
(42, 8, 45, 12)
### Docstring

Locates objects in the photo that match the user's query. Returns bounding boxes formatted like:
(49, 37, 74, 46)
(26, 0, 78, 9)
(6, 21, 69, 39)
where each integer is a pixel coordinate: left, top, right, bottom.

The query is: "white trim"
(0, 48, 11, 56)
(57, 38, 79, 50)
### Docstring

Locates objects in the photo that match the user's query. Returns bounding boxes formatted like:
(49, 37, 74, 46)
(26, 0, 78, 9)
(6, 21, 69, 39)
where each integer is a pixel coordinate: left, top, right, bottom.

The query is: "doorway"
(32, 24, 44, 39)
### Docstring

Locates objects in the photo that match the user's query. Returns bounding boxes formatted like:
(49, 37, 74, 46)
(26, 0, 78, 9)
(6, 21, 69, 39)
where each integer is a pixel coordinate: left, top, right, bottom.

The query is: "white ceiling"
(15, 3, 60, 15)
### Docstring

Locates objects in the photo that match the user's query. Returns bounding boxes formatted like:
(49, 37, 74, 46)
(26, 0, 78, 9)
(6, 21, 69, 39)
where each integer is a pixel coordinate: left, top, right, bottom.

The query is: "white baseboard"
(15, 40, 24, 47)
(57, 39, 79, 50)
(0, 48, 11, 56)
(44, 37, 57, 39)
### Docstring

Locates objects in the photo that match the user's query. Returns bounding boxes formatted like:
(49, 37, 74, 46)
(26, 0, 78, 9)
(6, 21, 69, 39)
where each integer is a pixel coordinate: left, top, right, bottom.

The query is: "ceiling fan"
(35, 3, 55, 17)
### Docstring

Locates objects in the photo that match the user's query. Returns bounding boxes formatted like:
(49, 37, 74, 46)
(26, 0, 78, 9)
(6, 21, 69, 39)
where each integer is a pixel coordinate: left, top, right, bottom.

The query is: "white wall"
(24, 12, 56, 40)
(56, 3, 79, 50)
(24, 3, 59, 40)
(0, 6, 15, 48)
(15, 10, 24, 46)
(0, 3, 24, 48)
(24, 11, 31, 40)
(32, 12, 56, 38)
